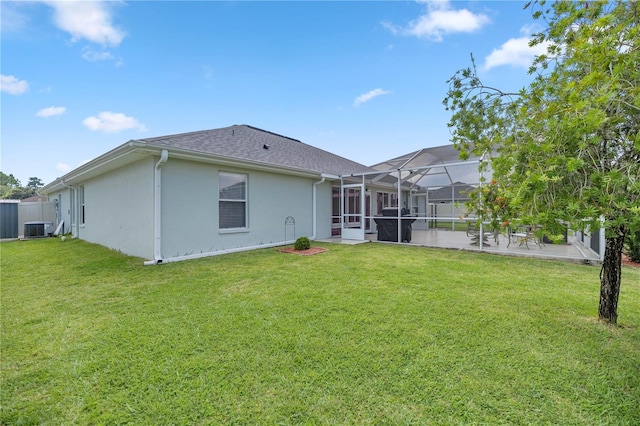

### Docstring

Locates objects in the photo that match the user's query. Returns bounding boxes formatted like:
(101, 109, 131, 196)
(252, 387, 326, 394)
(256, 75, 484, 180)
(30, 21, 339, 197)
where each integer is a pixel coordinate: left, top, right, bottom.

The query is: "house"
(41, 125, 376, 264)
(41, 125, 491, 264)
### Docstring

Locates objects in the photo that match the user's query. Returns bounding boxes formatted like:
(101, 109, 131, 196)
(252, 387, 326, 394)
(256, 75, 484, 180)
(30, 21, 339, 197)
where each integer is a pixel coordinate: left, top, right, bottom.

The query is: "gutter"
(145, 149, 169, 265)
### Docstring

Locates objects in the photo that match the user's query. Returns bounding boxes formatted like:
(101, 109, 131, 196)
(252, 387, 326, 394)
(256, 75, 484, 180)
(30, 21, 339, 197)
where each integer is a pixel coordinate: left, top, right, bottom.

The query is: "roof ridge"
(240, 125, 301, 143)
(137, 127, 227, 143)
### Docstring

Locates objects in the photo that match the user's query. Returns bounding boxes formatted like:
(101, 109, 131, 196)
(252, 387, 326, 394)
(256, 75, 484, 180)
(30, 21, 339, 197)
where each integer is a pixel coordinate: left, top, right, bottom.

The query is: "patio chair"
(507, 226, 543, 249)
(467, 222, 496, 246)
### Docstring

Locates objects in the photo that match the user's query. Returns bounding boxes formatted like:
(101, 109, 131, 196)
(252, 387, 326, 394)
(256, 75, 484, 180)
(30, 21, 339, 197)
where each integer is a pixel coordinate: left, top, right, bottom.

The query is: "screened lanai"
(372, 145, 483, 229)
(331, 144, 602, 264)
(336, 144, 484, 242)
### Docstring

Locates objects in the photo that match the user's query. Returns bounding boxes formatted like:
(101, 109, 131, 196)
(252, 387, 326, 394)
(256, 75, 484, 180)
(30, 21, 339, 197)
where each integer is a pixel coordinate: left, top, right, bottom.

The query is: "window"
(331, 186, 341, 236)
(79, 185, 85, 225)
(219, 172, 247, 229)
(70, 188, 76, 225)
(376, 191, 398, 214)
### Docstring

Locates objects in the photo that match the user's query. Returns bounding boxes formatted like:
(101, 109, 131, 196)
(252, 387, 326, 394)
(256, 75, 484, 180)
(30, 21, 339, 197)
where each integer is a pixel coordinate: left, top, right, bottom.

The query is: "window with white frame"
(219, 172, 247, 229)
(376, 191, 398, 214)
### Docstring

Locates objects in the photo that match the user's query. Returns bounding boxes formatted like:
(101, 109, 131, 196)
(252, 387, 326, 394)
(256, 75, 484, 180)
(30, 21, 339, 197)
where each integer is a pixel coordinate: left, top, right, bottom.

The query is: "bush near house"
(294, 236, 311, 250)
(626, 226, 640, 263)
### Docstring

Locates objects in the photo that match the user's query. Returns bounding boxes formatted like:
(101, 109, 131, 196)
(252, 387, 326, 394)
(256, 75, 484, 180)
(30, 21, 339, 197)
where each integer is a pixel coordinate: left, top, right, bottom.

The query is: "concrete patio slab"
(319, 228, 601, 265)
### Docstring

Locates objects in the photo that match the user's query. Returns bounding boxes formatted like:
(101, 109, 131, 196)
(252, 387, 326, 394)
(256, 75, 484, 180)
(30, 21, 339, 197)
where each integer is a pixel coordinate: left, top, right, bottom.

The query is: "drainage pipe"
(147, 150, 168, 265)
(397, 169, 402, 242)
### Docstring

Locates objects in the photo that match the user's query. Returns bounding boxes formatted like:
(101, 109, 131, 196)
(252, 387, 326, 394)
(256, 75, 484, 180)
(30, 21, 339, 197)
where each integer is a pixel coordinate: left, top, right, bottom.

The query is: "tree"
(0, 173, 41, 200)
(444, 0, 640, 324)
(0, 172, 21, 188)
(2, 187, 37, 200)
(27, 177, 44, 190)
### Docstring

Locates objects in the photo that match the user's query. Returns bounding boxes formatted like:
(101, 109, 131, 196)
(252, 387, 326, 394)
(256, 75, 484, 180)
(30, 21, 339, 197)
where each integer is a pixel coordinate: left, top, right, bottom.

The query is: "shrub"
(626, 227, 640, 263)
(294, 237, 311, 251)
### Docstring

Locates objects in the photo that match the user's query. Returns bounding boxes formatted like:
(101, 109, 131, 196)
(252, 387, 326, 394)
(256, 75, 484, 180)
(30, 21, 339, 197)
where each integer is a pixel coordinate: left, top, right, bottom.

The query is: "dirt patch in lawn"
(279, 247, 328, 256)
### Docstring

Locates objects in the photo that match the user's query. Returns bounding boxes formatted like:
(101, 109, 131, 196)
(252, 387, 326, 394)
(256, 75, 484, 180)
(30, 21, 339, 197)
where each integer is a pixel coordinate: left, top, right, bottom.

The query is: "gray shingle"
(427, 182, 474, 202)
(136, 124, 373, 176)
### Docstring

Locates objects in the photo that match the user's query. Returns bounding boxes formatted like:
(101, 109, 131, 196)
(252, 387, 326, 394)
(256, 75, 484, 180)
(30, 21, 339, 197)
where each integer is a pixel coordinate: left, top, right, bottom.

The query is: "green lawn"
(2, 238, 639, 425)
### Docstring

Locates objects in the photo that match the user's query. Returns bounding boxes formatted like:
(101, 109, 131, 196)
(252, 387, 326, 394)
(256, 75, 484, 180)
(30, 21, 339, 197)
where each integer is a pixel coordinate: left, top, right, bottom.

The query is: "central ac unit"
(24, 221, 54, 238)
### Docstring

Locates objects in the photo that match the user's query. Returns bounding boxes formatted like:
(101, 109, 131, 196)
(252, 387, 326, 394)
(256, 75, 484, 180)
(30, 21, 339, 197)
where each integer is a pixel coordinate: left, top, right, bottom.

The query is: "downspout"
(60, 179, 78, 238)
(146, 150, 168, 265)
(397, 169, 402, 242)
(311, 176, 326, 240)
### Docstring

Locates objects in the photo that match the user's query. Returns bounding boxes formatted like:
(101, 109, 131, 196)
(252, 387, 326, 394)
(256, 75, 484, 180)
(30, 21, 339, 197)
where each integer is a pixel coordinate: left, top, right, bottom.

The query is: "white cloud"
(381, 21, 400, 36)
(56, 159, 92, 176)
(385, 0, 490, 42)
(82, 47, 115, 62)
(354, 88, 391, 107)
(83, 111, 146, 133)
(483, 36, 550, 71)
(1, 74, 29, 95)
(56, 163, 71, 173)
(44, 0, 125, 47)
(36, 106, 66, 117)
(1, 3, 30, 34)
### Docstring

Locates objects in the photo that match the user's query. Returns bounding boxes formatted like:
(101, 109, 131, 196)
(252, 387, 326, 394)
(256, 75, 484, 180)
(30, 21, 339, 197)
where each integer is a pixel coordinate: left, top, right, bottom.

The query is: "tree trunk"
(598, 225, 626, 324)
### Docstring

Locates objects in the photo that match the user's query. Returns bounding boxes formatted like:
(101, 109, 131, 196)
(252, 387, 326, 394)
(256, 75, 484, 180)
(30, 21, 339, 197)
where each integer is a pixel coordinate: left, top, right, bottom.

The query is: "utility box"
(0, 201, 19, 239)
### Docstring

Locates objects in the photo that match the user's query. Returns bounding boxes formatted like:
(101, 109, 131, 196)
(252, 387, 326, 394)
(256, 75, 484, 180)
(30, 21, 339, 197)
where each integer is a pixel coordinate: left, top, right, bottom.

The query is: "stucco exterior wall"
(48, 190, 72, 235)
(80, 157, 155, 259)
(160, 159, 322, 258)
(314, 181, 334, 239)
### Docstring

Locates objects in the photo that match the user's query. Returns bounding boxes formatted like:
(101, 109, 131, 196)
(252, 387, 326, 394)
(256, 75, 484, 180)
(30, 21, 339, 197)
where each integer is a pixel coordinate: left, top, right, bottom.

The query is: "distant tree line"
(1, 172, 44, 200)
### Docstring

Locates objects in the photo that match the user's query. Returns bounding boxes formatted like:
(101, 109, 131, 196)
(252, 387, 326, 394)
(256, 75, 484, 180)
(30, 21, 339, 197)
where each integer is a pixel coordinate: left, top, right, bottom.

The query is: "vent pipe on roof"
(263, 144, 269, 150)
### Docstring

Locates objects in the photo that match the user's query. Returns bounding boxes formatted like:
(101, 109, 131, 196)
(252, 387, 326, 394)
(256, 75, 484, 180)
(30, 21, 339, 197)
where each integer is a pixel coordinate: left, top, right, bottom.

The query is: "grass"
(1, 238, 639, 425)
(429, 220, 468, 231)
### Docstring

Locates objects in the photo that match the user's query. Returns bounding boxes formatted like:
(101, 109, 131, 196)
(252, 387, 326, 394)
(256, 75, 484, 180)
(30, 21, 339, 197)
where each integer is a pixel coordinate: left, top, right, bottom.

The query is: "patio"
(330, 144, 603, 265)
(320, 224, 601, 264)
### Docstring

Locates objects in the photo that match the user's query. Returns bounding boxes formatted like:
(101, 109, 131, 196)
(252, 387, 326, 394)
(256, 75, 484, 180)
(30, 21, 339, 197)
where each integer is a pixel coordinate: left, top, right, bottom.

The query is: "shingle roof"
(136, 124, 373, 176)
(427, 182, 475, 202)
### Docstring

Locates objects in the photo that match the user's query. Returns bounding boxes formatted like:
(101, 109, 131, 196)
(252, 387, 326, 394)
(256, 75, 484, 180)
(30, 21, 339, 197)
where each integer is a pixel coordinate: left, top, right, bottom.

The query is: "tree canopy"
(444, 0, 639, 323)
(27, 177, 44, 190)
(0, 172, 21, 188)
(0, 172, 43, 200)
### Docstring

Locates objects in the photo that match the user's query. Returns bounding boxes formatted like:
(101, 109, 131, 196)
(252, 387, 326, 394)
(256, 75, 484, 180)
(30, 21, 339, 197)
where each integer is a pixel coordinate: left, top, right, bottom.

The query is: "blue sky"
(1, 1, 546, 185)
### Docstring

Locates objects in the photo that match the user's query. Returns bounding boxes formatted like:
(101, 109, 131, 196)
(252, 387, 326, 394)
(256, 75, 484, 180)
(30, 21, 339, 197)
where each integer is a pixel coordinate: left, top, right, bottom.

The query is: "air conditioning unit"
(24, 221, 54, 238)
